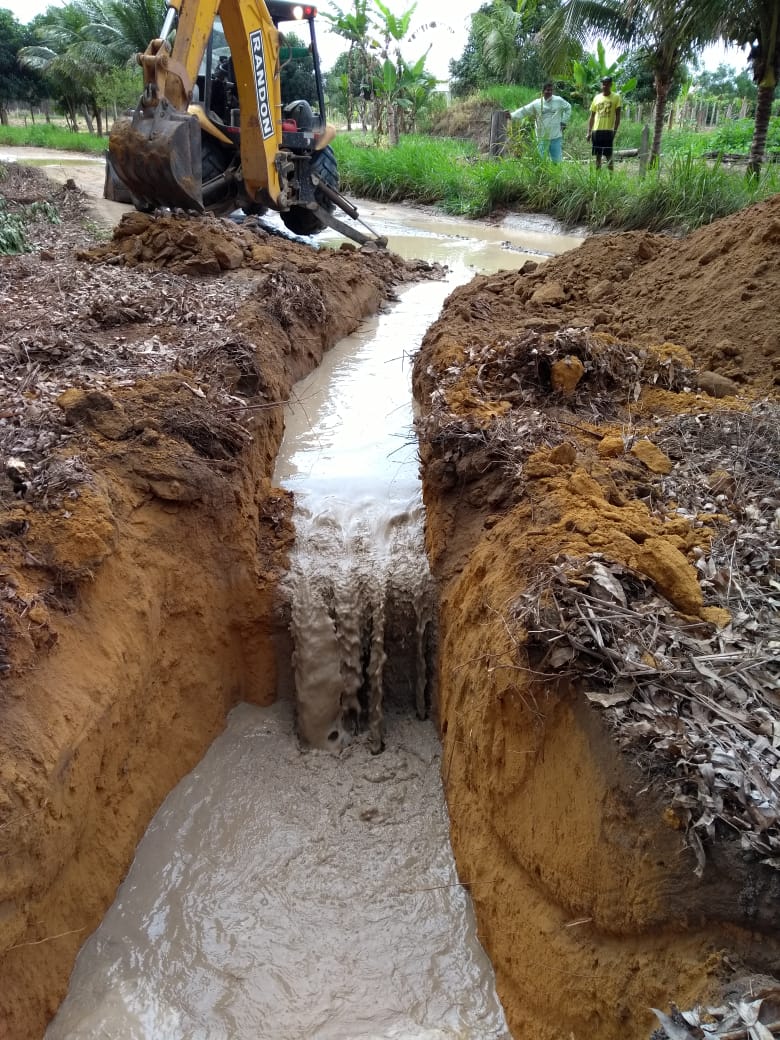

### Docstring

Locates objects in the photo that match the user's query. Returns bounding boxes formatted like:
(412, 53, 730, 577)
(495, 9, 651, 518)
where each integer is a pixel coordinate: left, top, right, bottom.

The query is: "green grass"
(707, 116, 780, 156)
(334, 132, 780, 233)
(0, 124, 107, 154)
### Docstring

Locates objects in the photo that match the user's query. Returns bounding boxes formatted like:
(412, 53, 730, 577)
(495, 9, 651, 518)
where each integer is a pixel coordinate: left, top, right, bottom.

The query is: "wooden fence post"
(489, 110, 507, 157)
(639, 124, 650, 178)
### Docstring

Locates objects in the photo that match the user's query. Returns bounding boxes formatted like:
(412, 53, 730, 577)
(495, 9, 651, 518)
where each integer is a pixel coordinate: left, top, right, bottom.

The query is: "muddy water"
(47, 209, 582, 1039)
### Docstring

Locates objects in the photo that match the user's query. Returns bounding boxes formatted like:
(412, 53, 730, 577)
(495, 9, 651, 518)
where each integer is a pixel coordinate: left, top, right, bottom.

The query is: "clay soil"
(0, 164, 437, 1039)
(413, 197, 780, 1038)
(1, 159, 779, 1040)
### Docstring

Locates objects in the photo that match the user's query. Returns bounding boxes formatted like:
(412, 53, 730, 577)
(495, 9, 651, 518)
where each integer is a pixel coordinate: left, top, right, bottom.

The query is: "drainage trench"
(46, 209, 582, 1039)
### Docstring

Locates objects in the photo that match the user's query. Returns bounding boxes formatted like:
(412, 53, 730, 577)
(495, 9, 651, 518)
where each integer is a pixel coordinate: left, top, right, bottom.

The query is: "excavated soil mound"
(500, 192, 780, 390)
(413, 193, 780, 1040)
(427, 96, 499, 151)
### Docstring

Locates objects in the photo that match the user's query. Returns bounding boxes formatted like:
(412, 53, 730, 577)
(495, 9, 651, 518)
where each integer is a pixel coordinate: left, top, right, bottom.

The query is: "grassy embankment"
(0, 123, 107, 154)
(334, 85, 780, 232)
(2, 105, 779, 234)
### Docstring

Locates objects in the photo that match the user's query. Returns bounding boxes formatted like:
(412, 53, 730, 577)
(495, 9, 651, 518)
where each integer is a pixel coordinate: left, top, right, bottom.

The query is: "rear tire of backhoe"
(280, 146, 339, 237)
(201, 134, 242, 216)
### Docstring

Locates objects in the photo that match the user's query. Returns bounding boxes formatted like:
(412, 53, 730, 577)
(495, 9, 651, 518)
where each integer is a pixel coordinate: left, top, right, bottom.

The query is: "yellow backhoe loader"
(105, 0, 384, 246)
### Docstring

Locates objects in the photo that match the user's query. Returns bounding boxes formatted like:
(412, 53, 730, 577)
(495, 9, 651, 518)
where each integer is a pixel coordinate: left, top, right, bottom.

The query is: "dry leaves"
(425, 325, 697, 418)
(514, 407, 780, 874)
(650, 979, 780, 1038)
(516, 553, 779, 871)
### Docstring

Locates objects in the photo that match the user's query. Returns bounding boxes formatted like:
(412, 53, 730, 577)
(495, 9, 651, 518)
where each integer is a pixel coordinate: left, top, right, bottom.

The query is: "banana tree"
(372, 51, 435, 141)
(398, 53, 438, 132)
(322, 0, 374, 130)
(370, 0, 436, 144)
(372, 57, 406, 144)
(569, 39, 637, 101)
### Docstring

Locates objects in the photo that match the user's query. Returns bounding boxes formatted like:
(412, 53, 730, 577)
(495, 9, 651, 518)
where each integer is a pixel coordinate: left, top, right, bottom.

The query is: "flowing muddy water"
(47, 207, 582, 1039)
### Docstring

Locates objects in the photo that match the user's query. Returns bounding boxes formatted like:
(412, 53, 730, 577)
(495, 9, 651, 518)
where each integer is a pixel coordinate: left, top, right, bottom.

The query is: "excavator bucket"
(107, 100, 204, 212)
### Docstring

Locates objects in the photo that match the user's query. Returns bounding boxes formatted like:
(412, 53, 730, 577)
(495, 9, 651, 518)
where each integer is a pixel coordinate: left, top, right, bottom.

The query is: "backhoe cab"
(106, 0, 384, 246)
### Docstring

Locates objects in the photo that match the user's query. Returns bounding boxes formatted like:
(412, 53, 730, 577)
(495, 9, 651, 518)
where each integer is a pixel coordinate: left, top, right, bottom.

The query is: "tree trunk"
(387, 101, 398, 146)
(83, 106, 94, 134)
(346, 47, 354, 132)
(638, 123, 650, 178)
(651, 79, 669, 163)
(747, 81, 776, 178)
(489, 109, 507, 157)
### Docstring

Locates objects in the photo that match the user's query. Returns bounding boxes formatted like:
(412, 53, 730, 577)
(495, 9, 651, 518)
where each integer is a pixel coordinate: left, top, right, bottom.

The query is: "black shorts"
(591, 129, 615, 158)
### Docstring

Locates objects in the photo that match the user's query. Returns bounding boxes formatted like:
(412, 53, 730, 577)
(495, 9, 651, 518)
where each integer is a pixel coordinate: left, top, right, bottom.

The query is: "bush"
(333, 132, 780, 232)
(707, 117, 780, 156)
(0, 169, 60, 255)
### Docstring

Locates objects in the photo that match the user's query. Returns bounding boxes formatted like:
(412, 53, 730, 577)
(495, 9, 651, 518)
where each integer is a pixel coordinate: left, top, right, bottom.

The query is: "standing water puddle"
(47, 209, 582, 1039)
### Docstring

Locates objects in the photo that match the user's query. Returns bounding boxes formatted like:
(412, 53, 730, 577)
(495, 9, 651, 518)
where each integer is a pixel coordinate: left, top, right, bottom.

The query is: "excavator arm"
(106, 0, 387, 246)
(109, 0, 286, 211)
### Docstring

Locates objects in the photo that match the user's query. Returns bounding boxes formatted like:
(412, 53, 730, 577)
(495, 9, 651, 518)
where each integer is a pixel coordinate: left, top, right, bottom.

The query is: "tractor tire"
(201, 133, 241, 216)
(280, 145, 339, 237)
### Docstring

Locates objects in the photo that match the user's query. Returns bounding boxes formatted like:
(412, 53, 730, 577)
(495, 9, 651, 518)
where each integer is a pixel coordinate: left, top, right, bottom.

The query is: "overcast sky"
(3, 0, 747, 82)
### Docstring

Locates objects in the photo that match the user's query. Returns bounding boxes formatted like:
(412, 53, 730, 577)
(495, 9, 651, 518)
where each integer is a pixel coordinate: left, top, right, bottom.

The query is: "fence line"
(623, 96, 755, 129)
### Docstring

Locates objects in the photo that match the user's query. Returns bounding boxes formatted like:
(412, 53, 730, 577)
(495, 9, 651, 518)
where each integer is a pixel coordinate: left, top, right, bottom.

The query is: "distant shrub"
(0, 173, 60, 255)
(707, 117, 780, 155)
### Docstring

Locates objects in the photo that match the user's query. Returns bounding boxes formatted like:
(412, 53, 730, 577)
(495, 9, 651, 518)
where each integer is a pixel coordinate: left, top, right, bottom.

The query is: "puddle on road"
(47, 210, 582, 1039)
(271, 196, 584, 268)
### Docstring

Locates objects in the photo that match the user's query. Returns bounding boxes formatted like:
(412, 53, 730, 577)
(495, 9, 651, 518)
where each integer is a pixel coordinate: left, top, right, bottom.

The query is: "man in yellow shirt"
(586, 76, 622, 170)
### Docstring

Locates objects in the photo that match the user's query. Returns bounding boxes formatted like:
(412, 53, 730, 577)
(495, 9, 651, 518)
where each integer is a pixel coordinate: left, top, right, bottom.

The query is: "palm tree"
(541, 0, 723, 162)
(716, 0, 780, 176)
(19, 0, 165, 133)
(18, 3, 104, 131)
(84, 0, 166, 64)
(472, 0, 538, 83)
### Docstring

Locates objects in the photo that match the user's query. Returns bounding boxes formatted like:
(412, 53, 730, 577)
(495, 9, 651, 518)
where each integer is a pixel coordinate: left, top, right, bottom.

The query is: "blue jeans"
(538, 136, 563, 162)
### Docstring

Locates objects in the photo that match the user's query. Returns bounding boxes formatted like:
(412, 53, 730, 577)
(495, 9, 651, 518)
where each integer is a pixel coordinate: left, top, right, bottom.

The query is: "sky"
(3, 0, 748, 83)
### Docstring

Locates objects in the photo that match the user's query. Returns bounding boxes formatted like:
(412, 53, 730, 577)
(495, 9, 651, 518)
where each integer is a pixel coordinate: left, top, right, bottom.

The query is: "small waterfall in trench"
(285, 500, 433, 752)
(275, 278, 447, 755)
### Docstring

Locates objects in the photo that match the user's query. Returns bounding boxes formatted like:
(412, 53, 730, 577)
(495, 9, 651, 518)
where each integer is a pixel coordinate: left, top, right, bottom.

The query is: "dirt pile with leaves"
(0, 163, 439, 1040)
(413, 196, 780, 1039)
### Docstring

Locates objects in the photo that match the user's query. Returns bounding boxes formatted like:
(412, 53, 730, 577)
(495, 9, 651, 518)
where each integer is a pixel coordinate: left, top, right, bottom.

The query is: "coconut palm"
(83, 0, 166, 64)
(715, 0, 780, 176)
(472, 0, 577, 85)
(20, 0, 166, 132)
(18, 4, 104, 131)
(472, 0, 538, 83)
(541, 0, 723, 162)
